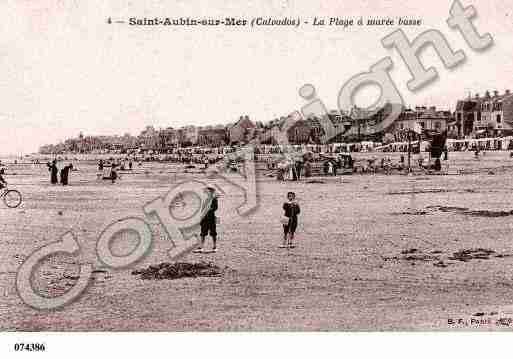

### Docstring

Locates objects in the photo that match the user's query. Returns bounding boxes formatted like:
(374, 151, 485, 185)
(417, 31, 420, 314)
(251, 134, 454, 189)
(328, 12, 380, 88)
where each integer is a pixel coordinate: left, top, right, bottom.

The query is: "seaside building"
(389, 106, 452, 142)
(228, 115, 256, 145)
(478, 90, 513, 137)
(157, 127, 181, 151)
(181, 125, 200, 146)
(197, 127, 228, 147)
(138, 126, 159, 151)
(325, 110, 353, 143)
(393, 106, 451, 131)
(287, 118, 311, 144)
(455, 90, 513, 138)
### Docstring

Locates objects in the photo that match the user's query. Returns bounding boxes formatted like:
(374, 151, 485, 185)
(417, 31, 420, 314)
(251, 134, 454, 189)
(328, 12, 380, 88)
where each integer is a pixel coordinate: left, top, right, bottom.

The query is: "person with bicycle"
(0, 168, 6, 189)
(0, 168, 22, 208)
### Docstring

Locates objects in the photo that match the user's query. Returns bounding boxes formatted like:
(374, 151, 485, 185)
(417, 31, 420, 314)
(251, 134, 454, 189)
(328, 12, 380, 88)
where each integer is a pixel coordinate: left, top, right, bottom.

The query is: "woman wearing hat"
(47, 160, 59, 184)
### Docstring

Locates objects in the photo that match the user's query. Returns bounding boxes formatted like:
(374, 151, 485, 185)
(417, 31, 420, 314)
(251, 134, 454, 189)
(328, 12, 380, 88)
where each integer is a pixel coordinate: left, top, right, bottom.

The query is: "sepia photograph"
(1, 0, 512, 356)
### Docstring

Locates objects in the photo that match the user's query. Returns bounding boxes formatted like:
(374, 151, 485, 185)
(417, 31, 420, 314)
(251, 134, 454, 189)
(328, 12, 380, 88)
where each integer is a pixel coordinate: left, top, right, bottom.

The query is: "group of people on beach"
(275, 160, 312, 181)
(41, 156, 303, 252)
(192, 186, 301, 253)
(47, 160, 74, 186)
(98, 159, 127, 183)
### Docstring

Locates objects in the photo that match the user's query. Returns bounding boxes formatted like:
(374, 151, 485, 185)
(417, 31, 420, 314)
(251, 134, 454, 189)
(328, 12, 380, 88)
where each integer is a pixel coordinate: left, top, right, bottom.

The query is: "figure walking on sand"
(295, 161, 303, 181)
(280, 191, 300, 248)
(60, 163, 73, 186)
(47, 160, 59, 184)
(304, 160, 312, 178)
(194, 186, 219, 253)
(110, 164, 118, 184)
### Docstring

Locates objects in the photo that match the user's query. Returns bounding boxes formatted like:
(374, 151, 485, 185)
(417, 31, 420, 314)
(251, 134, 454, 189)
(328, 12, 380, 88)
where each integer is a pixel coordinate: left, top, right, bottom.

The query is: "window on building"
(434, 121, 441, 129)
(497, 114, 502, 123)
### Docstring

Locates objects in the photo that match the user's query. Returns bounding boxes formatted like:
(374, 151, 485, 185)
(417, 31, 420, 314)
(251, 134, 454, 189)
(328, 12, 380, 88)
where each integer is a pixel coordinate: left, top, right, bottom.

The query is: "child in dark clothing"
(193, 186, 219, 253)
(280, 191, 300, 248)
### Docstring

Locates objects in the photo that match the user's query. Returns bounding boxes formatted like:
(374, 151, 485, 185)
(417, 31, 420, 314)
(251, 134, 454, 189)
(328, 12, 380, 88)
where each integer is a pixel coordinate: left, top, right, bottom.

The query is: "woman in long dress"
(60, 164, 73, 186)
(304, 161, 312, 178)
(47, 160, 58, 184)
(327, 161, 334, 175)
(287, 162, 294, 181)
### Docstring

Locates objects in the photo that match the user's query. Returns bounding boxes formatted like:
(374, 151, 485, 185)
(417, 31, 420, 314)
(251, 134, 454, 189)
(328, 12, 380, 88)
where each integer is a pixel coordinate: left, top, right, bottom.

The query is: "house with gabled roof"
(228, 115, 256, 145)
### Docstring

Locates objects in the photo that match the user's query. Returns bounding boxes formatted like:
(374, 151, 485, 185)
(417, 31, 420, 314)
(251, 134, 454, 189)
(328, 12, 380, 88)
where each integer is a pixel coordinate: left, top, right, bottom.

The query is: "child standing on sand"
(194, 186, 219, 253)
(280, 191, 300, 248)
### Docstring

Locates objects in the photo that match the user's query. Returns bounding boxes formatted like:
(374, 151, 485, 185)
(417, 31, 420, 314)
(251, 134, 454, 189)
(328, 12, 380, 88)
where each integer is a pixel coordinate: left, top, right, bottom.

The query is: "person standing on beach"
(417, 153, 424, 169)
(110, 164, 118, 184)
(327, 161, 334, 176)
(47, 160, 58, 184)
(280, 191, 300, 248)
(276, 166, 284, 181)
(194, 186, 219, 253)
(304, 160, 312, 178)
(295, 161, 303, 181)
(60, 164, 73, 186)
(323, 161, 329, 175)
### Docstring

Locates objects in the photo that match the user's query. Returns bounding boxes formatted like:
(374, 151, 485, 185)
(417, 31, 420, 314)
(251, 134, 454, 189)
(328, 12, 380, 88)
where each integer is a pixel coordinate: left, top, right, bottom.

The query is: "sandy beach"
(2, 152, 513, 330)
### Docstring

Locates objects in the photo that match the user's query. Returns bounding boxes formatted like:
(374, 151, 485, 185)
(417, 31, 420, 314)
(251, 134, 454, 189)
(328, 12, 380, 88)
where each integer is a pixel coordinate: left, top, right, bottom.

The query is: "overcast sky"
(1, 0, 512, 154)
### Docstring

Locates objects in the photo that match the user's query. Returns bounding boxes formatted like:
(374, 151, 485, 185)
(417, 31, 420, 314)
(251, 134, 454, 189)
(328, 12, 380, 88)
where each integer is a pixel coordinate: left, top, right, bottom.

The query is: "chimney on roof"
(475, 93, 480, 99)
(506, 89, 511, 95)
(494, 90, 499, 97)
(485, 90, 491, 98)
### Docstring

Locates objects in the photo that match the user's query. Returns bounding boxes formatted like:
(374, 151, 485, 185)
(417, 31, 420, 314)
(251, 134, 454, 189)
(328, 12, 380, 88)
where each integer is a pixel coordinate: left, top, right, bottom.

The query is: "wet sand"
(2, 151, 513, 330)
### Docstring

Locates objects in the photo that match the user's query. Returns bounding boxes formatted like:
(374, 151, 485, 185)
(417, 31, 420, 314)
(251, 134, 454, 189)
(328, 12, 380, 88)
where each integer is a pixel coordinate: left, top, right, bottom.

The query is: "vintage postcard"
(0, 0, 512, 356)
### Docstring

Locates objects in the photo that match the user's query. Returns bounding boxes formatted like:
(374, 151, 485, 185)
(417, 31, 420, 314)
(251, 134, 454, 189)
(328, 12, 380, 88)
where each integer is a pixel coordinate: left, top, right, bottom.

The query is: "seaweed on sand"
(131, 261, 223, 280)
(448, 248, 496, 262)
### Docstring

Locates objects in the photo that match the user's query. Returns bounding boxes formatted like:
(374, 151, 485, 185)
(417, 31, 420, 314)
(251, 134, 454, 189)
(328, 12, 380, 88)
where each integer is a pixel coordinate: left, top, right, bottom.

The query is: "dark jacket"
(283, 201, 300, 218)
(201, 196, 218, 223)
(48, 162, 58, 184)
(60, 165, 72, 185)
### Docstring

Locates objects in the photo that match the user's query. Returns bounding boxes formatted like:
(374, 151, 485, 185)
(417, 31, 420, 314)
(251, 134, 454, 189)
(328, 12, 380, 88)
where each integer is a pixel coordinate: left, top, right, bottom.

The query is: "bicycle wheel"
(3, 190, 22, 208)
